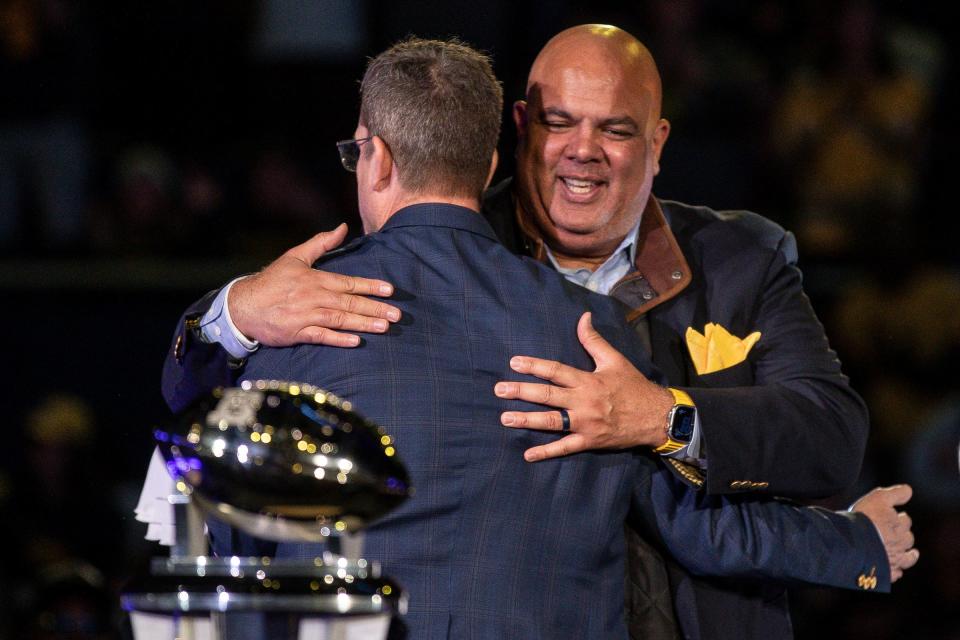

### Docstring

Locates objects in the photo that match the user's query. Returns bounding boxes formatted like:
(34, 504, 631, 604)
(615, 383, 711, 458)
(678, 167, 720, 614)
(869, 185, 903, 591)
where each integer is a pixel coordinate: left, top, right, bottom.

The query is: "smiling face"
(514, 26, 670, 263)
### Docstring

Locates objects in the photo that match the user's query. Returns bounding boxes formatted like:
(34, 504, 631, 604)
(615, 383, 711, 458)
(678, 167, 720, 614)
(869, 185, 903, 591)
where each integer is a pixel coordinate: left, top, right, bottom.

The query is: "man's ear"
(512, 100, 529, 139)
(370, 135, 395, 191)
(651, 118, 671, 176)
(484, 149, 499, 190)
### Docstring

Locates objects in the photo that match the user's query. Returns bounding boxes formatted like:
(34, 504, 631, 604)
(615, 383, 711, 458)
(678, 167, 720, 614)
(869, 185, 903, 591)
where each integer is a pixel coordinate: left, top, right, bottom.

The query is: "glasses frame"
(336, 136, 375, 172)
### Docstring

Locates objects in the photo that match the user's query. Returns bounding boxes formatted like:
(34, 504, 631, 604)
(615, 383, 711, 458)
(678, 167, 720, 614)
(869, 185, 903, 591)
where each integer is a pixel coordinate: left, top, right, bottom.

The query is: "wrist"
(225, 276, 257, 344)
(653, 387, 697, 454)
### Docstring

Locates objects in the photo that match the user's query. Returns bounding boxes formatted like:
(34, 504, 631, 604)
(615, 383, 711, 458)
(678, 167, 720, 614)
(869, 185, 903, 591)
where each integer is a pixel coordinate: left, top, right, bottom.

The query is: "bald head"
(528, 25, 663, 130)
(513, 24, 671, 265)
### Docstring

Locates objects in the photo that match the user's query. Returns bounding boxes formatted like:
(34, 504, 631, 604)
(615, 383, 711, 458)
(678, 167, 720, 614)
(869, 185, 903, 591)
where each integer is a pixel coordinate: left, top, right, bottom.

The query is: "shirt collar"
(544, 216, 642, 295)
(379, 202, 499, 242)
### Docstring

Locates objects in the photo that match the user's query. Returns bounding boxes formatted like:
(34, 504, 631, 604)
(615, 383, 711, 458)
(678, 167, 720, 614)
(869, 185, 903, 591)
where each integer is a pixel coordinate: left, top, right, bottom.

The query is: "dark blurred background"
(1, 1, 957, 638)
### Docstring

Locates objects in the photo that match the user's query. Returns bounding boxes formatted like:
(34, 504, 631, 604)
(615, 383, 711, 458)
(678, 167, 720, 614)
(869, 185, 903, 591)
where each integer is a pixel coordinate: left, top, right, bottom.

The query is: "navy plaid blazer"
(218, 203, 887, 639)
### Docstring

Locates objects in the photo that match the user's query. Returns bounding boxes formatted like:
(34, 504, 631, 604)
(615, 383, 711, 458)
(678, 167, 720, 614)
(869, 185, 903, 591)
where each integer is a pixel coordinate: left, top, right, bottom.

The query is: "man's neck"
(367, 192, 481, 231)
(394, 192, 481, 214)
(548, 249, 612, 272)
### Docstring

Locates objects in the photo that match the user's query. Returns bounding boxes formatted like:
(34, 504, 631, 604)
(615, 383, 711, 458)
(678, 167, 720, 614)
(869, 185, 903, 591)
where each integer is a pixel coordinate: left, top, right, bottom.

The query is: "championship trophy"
(122, 380, 413, 640)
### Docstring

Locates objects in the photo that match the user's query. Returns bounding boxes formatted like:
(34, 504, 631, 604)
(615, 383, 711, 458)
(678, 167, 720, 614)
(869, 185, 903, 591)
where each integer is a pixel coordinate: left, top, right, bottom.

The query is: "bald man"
(163, 25, 915, 640)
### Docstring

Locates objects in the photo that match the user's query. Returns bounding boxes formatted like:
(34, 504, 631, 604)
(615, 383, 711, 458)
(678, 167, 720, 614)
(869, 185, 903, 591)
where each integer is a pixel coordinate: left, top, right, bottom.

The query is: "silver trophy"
(122, 380, 413, 640)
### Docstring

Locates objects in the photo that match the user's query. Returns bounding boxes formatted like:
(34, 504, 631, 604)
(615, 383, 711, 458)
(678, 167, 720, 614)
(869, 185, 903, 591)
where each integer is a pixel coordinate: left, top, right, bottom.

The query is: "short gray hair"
(360, 37, 503, 198)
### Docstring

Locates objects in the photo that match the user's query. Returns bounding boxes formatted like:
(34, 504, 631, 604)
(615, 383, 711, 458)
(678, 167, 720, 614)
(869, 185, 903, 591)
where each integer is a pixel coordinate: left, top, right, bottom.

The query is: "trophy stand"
(122, 382, 412, 640)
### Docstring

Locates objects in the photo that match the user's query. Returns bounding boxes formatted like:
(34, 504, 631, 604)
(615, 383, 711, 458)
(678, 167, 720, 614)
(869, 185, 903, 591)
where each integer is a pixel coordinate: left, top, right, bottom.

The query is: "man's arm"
(675, 229, 868, 496)
(634, 457, 918, 591)
(161, 225, 401, 412)
(496, 236, 868, 497)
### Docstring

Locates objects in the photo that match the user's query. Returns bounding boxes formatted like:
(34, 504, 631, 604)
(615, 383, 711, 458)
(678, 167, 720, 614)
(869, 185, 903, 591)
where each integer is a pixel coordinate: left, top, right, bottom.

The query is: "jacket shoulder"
(659, 199, 796, 262)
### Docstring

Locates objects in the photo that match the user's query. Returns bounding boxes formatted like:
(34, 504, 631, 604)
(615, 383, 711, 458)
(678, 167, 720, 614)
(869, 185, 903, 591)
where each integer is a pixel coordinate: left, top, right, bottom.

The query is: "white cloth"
(135, 447, 176, 546)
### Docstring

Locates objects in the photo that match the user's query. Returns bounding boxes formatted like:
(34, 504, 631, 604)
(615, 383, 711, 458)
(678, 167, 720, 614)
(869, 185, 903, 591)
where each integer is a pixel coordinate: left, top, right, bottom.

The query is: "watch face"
(671, 405, 697, 442)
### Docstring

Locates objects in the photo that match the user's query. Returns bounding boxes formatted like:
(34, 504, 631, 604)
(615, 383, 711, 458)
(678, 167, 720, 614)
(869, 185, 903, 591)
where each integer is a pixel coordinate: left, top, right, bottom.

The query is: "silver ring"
(559, 409, 571, 432)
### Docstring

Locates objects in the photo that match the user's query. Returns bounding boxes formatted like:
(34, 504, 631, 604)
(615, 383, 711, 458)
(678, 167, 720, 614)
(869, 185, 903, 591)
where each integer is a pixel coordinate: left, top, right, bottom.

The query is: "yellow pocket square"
(685, 323, 761, 376)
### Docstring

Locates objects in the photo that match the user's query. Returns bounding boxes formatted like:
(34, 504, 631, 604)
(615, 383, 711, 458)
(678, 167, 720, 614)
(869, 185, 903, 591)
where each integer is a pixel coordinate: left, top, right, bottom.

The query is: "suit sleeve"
(161, 288, 245, 413)
(633, 456, 890, 593)
(681, 231, 869, 497)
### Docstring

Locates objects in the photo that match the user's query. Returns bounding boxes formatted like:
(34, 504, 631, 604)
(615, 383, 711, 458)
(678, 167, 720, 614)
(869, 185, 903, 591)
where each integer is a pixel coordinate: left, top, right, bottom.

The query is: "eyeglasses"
(336, 136, 374, 172)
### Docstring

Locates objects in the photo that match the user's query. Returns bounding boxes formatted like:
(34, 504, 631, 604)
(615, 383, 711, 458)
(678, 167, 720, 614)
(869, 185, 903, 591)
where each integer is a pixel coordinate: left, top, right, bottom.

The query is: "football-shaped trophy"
(122, 381, 413, 640)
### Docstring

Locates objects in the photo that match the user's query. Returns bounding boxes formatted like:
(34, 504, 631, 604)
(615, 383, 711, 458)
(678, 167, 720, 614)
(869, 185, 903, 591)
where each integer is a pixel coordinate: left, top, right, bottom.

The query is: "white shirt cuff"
(199, 277, 260, 359)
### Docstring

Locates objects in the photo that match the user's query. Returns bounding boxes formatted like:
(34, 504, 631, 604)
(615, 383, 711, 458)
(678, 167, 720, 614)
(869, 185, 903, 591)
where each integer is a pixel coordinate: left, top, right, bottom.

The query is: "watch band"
(653, 388, 696, 454)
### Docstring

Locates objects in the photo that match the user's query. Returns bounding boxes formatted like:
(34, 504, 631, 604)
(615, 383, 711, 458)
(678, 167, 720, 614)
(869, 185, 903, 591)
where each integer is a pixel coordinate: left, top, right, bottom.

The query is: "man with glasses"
(164, 26, 915, 637)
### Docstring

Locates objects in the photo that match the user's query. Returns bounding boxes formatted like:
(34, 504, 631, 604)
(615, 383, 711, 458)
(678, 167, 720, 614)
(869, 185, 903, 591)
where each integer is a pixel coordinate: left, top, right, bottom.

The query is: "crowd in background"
(1, 1, 957, 638)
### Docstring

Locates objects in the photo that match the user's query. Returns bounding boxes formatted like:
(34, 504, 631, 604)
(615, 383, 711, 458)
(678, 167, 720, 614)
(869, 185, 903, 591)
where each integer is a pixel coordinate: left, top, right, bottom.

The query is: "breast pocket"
(689, 358, 754, 388)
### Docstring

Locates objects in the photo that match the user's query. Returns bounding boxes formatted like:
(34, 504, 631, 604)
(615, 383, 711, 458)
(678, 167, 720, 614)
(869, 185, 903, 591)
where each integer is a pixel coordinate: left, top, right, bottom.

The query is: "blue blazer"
(209, 204, 887, 640)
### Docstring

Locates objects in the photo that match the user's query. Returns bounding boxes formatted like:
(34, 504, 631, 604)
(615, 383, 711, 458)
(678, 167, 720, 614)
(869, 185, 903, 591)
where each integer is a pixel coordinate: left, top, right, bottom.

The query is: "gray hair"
(360, 37, 503, 198)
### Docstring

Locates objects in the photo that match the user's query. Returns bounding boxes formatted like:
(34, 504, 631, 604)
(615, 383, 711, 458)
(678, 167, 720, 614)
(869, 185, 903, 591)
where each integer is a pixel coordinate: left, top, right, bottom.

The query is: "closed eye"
(541, 119, 573, 130)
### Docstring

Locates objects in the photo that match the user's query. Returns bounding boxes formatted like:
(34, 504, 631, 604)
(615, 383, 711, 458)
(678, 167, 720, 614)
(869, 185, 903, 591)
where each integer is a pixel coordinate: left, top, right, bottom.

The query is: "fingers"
(501, 409, 568, 431)
(294, 326, 362, 348)
(287, 224, 349, 264)
(316, 287, 401, 322)
(494, 381, 572, 408)
(303, 309, 392, 334)
(875, 484, 914, 507)
(890, 547, 920, 583)
(316, 270, 396, 299)
(901, 548, 920, 570)
(576, 312, 622, 368)
(508, 355, 587, 387)
(523, 434, 587, 462)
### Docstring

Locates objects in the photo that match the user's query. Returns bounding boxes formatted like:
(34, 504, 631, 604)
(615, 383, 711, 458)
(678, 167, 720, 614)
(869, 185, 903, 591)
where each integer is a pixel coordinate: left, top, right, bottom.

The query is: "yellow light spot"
(187, 433, 200, 444)
(262, 579, 272, 588)
(176, 481, 187, 493)
(310, 580, 319, 591)
(335, 521, 346, 532)
(337, 472, 348, 484)
(382, 585, 392, 595)
(324, 574, 334, 584)
(315, 393, 326, 404)
(250, 432, 261, 442)
(380, 435, 391, 445)
(289, 384, 300, 396)
(307, 443, 317, 454)
(261, 433, 272, 444)
(385, 446, 395, 457)
(297, 440, 308, 451)
(342, 401, 352, 411)
(292, 463, 303, 474)
(264, 425, 275, 434)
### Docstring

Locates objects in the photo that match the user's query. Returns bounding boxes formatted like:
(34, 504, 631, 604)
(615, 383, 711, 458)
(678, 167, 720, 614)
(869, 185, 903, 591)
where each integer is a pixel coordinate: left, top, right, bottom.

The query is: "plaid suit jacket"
(239, 203, 655, 639)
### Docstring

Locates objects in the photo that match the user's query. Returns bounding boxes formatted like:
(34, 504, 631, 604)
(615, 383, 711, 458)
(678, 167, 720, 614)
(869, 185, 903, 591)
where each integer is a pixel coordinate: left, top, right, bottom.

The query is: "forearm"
(637, 457, 890, 593)
(686, 382, 868, 497)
